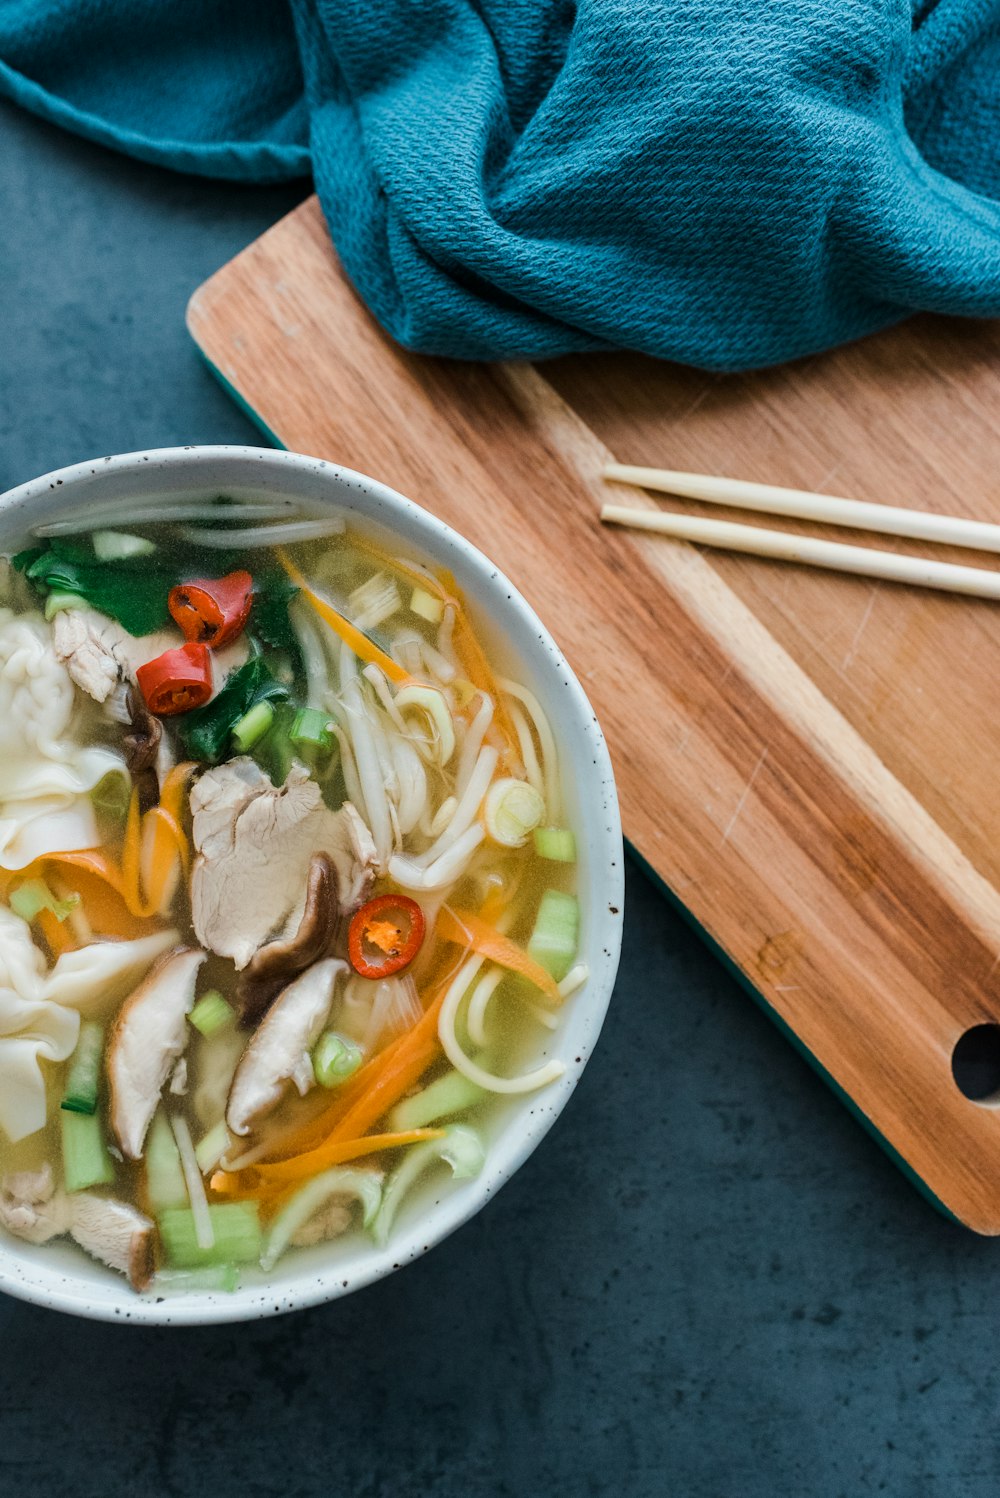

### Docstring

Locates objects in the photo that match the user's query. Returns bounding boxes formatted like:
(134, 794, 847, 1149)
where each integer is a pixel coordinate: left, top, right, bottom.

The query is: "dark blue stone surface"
(1, 97, 996, 1498)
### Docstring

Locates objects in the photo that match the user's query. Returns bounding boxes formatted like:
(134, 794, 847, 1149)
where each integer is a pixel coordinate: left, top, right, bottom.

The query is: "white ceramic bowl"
(0, 446, 623, 1325)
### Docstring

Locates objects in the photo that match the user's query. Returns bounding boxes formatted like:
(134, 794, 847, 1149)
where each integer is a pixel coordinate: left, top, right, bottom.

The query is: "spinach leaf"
(178, 653, 290, 764)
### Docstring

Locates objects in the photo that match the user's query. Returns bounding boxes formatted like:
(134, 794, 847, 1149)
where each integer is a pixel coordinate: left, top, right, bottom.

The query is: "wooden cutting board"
(188, 196, 1000, 1233)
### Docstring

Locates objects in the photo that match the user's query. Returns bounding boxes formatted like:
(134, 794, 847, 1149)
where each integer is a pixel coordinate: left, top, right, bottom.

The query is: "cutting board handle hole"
(951, 1025, 1000, 1103)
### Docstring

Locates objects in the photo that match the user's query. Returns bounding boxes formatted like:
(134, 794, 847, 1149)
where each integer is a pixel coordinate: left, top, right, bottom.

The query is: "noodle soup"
(0, 481, 589, 1299)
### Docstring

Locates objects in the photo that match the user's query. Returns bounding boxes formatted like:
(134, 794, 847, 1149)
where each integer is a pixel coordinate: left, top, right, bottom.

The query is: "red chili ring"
(348, 894, 426, 979)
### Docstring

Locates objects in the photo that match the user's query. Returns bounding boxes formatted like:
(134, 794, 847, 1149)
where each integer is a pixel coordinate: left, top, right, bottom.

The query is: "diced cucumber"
(188, 991, 234, 1037)
(145, 1110, 188, 1211)
(533, 826, 577, 863)
(150, 1265, 241, 1295)
(158, 1202, 262, 1268)
(61, 1020, 104, 1115)
(61, 1109, 115, 1193)
(388, 1069, 486, 1132)
(526, 889, 579, 983)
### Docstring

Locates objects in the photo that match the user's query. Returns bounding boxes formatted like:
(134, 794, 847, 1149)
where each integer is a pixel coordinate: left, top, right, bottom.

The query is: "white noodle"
(508, 702, 544, 802)
(332, 725, 367, 820)
(429, 795, 457, 836)
(389, 823, 485, 890)
(35, 500, 300, 535)
(390, 735, 429, 835)
(362, 665, 407, 732)
(410, 744, 497, 869)
(466, 965, 505, 1049)
(176, 517, 346, 548)
(437, 603, 459, 672)
(454, 693, 494, 801)
(340, 643, 392, 868)
(499, 677, 560, 824)
(558, 964, 589, 1000)
(419, 638, 457, 684)
(438, 964, 565, 1095)
(169, 1113, 215, 1251)
(291, 598, 331, 712)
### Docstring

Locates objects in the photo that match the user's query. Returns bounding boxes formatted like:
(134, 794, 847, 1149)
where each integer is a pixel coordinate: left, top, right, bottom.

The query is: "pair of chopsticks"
(600, 464, 1000, 600)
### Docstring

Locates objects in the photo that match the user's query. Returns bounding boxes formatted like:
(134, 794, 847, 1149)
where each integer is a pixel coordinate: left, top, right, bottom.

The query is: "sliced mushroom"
(190, 760, 377, 970)
(237, 853, 338, 1027)
(107, 947, 206, 1160)
(68, 1193, 156, 1291)
(123, 686, 161, 814)
(227, 957, 346, 1137)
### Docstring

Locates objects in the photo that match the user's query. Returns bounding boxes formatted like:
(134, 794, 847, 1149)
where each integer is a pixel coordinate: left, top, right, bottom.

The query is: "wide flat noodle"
(0, 905, 179, 1143)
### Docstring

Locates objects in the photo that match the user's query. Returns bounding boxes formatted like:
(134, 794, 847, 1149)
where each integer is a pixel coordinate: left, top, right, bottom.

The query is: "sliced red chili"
(348, 894, 426, 979)
(168, 570, 253, 648)
(136, 642, 213, 717)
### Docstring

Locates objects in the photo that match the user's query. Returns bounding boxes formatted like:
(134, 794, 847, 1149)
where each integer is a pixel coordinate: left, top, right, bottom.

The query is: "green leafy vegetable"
(249, 571, 299, 651)
(177, 653, 289, 764)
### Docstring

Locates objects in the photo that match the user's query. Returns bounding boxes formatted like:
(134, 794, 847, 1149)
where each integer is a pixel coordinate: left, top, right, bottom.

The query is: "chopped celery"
(526, 890, 579, 983)
(261, 1167, 383, 1271)
(61, 1020, 104, 1115)
(92, 530, 156, 560)
(43, 590, 83, 621)
(195, 1120, 230, 1175)
(388, 1070, 485, 1132)
(312, 1031, 363, 1088)
(372, 1125, 485, 1247)
(533, 826, 577, 863)
(10, 877, 79, 924)
(231, 700, 275, 753)
(158, 1202, 262, 1268)
(145, 1110, 188, 1211)
(150, 1265, 241, 1295)
(410, 587, 444, 624)
(188, 990, 234, 1037)
(61, 1109, 115, 1193)
(290, 707, 333, 751)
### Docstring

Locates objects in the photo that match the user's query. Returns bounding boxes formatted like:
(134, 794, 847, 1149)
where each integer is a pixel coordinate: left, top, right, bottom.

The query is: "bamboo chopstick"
(603, 464, 1000, 555)
(599, 506, 1000, 601)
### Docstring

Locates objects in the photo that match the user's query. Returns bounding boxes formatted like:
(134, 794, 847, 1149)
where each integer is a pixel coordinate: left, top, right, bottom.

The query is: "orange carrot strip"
(36, 906, 74, 957)
(278, 548, 409, 684)
(212, 1128, 446, 1195)
(436, 906, 561, 1004)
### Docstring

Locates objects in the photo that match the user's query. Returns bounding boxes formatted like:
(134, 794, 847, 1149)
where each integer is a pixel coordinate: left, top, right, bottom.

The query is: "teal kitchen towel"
(2, 1, 1000, 366)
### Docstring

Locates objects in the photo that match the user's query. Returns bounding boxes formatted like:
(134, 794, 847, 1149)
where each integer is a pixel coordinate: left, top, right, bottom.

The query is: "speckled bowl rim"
(0, 445, 623, 1325)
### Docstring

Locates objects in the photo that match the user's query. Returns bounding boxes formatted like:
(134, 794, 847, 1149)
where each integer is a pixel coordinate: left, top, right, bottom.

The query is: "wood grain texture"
(188, 195, 1000, 1232)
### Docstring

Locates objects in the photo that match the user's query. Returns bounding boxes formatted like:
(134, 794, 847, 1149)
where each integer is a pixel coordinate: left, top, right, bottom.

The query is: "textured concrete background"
(1, 97, 998, 1498)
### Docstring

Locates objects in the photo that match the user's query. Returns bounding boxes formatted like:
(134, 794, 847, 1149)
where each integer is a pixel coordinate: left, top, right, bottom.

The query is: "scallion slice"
(61, 1020, 104, 1116)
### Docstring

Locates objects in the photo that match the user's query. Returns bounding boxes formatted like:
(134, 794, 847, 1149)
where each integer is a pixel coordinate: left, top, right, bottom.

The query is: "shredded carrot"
(212, 1127, 446, 1196)
(436, 906, 561, 1004)
(36, 906, 74, 957)
(278, 548, 409, 684)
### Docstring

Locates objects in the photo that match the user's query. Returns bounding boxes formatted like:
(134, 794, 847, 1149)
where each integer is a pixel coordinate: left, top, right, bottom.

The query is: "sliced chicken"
(0, 1165, 156, 1291)
(69, 1194, 156, 1291)
(190, 760, 377, 970)
(227, 958, 346, 1136)
(0, 1164, 70, 1244)
(53, 607, 248, 705)
(107, 947, 206, 1159)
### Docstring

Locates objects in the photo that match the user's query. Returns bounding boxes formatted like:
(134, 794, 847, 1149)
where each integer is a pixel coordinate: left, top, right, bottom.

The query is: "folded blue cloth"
(2, 1, 1000, 367)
